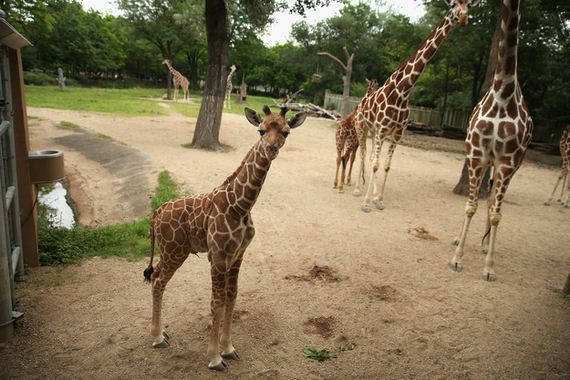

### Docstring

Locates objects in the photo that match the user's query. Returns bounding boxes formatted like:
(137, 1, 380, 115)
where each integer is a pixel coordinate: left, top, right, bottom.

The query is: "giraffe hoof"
(152, 339, 170, 348)
(448, 261, 463, 273)
(222, 350, 241, 361)
(352, 189, 362, 197)
(338, 188, 345, 194)
(361, 204, 371, 213)
(482, 272, 496, 282)
(373, 200, 384, 210)
(208, 360, 228, 371)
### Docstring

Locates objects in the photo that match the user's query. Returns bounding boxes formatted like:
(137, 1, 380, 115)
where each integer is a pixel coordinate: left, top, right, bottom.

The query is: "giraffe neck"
(395, 10, 456, 95)
(223, 140, 272, 215)
(492, 0, 521, 99)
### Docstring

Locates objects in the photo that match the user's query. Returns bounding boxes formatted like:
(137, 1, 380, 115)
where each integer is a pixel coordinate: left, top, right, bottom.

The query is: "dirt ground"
(1, 103, 569, 379)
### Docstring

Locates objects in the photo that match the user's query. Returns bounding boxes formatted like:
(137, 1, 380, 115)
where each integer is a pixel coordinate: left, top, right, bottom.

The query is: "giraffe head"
(445, 0, 480, 26)
(161, 59, 171, 66)
(244, 105, 307, 160)
(365, 78, 378, 95)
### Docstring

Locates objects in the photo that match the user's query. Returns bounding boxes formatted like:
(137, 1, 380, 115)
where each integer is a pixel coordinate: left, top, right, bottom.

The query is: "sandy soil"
(1, 104, 569, 379)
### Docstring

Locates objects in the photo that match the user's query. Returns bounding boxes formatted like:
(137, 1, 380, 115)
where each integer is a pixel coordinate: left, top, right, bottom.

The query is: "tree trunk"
(166, 70, 172, 100)
(186, 50, 199, 91)
(317, 48, 354, 117)
(191, 0, 228, 150)
(562, 272, 570, 295)
(342, 55, 353, 116)
(452, 16, 502, 197)
(453, 160, 491, 198)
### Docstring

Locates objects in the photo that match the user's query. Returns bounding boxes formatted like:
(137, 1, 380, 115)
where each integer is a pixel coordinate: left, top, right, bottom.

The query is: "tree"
(118, 0, 186, 98)
(191, 0, 332, 150)
(317, 47, 354, 116)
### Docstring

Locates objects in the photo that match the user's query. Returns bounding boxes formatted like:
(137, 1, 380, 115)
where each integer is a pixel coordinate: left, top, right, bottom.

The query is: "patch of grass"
(59, 120, 81, 129)
(28, 115, 40, 120)
(26, 86, 167, 116)
(38, 170, 180, 265)
(97, 133, 111, 139)
(302, 348, 337, 362)
(151, 171, 178, 212)
(181, 142, 193, 149)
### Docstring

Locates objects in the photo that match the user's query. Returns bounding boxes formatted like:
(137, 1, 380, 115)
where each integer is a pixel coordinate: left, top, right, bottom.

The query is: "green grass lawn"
(26, 86, 167, 116)
(25, 85, 283, 117)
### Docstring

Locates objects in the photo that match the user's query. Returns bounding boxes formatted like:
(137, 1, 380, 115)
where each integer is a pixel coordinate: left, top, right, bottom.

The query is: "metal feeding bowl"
(28, 150, 64, 184)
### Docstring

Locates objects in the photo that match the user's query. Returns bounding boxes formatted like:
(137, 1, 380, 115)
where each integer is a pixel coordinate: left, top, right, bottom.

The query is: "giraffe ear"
(288, 112, 307, 129)
(468, 0, 480, 6)
(244, 107, 262, 127)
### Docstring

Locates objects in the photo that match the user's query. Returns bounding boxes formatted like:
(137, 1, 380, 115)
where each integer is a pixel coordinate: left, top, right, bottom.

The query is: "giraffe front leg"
(544, 171, 564, 205)
(333, 152, 341, 190)
(207, 256, 228, 371)
(346, 147, 357, 186)
(557, 172, 567, 203)
(373, 141, 397, 210)
(352, 124, 368, 197)
(220, 256, 244, 361)
(449, 159, 485, 273)
(361, 141, 383, 213)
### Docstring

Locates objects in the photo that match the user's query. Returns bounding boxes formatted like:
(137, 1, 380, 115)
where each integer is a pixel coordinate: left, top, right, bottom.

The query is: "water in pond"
(38, 182, 75, 229)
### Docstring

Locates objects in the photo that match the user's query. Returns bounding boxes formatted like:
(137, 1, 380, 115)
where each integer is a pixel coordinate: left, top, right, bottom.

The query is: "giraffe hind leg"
(150, 251, 188, 348)
(544, 170, 564, 205)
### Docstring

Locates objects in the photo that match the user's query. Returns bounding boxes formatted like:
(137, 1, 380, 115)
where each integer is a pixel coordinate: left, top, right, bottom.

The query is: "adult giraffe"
(353, 0, 480, 212)
(449, 0, 533, 281)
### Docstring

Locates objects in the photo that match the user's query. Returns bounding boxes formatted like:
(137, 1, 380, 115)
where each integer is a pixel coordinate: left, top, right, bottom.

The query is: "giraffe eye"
(280, 131, 290, 138)
(259, 130, 266, 136)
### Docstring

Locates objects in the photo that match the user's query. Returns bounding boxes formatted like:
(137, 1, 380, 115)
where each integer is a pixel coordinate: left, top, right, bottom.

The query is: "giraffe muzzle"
(458, 14, 468, 26)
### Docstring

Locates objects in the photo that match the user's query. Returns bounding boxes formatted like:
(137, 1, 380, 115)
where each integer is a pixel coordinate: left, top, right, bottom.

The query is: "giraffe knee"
(464, 202, 477, 216)
(489, 212, 502, 226)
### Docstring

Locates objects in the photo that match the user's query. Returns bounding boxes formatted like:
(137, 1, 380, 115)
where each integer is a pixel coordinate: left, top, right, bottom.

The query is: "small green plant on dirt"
(97, 133, 111, 139)
(38, 170, 179, 265)
(59, 120, 81, 129)
(303, 348, 336, 362)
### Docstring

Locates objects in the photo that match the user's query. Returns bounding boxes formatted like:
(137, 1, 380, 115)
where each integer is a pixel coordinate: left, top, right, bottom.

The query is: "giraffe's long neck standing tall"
(355, 7, 466, 212)
(394, 10, 456, 98)
(224, 142, 271, 214)
(492, 0, 520, 98)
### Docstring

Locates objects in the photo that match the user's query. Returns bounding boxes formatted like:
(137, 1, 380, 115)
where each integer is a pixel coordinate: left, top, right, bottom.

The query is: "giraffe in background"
(449, 0, 533, 281)
(352, 0, 480, 212)
(143, 105, 306, 371)
(334, 79, 378, 193)
(544, 125, 570, 207)
(225, 65, 237, 109)
(162, 59, 189, 102)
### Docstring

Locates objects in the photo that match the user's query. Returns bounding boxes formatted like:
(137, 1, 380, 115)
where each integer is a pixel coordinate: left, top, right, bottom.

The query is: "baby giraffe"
(143, 106, 306, 371)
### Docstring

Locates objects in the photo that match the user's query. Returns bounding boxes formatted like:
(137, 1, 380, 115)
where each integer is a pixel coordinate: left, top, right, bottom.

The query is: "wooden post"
(8, 48, 39, 267)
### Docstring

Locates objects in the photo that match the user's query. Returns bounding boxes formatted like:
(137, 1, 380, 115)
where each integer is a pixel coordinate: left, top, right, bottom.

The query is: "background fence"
(324, 90, 471, 131)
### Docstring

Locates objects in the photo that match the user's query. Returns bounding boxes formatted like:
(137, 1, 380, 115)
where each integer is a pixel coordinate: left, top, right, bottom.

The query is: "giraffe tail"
(481, 167, 496, 246)
(143, 218, 156, 283)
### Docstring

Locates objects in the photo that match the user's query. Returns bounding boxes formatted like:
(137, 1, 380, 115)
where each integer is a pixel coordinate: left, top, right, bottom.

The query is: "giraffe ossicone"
(144, 105, 306, 371)
(352, 0, 480, 211)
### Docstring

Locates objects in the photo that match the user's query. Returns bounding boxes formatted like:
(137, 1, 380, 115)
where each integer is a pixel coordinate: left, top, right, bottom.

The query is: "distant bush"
(24, 71, 56, 86)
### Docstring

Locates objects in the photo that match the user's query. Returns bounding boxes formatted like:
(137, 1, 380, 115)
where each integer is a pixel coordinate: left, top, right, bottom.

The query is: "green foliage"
(38, 170, 179, 265)
(26, 86, 166, 115)
(303, 348, 336, 362)
(24, 71, 56, 86)
(59, 121, 81, 129)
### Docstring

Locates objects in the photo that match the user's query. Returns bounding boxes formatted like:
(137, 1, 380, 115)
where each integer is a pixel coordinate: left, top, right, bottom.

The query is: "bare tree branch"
(317, 52, 347, 71)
